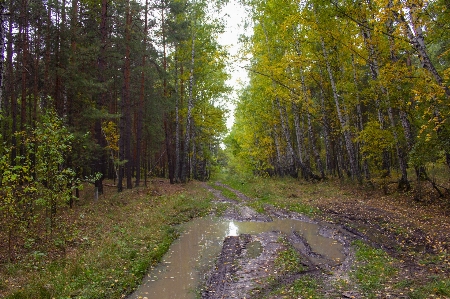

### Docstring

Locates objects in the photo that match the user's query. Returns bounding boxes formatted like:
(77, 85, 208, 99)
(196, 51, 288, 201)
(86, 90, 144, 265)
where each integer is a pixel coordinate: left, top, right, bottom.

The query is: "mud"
(202, 182, 360, 299)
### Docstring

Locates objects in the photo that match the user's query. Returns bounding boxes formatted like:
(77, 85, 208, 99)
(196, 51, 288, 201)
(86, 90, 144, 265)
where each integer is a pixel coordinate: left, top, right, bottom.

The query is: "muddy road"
(130, 180, 450, 299)
(201, 182, 361, 299)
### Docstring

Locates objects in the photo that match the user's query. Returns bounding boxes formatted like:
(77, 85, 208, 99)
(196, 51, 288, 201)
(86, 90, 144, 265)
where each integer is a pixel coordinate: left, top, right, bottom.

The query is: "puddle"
(246, 241, 263, 259)
(127, 216, 344, 299)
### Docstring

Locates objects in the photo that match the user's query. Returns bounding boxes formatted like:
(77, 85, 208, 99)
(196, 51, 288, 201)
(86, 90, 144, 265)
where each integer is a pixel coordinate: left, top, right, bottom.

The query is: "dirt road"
(201, 182, 362, 298)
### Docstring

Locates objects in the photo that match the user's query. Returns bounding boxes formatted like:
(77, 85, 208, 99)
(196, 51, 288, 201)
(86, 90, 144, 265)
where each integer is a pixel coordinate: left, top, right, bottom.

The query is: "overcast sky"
(216, 0, 251, 129)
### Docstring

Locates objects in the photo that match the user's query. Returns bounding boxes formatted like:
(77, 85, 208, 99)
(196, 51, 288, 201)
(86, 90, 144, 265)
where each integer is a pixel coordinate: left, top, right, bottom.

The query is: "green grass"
(216, 173, 321, 216)
(212, 202, 230, 217)
(408, 278, 450, 298)
(351, 240, 397, 298)
(272, 276, 323, 299)
(1, 182, 213, 299)
(207, 182, 240, 201)
(274, 237, 306, 274)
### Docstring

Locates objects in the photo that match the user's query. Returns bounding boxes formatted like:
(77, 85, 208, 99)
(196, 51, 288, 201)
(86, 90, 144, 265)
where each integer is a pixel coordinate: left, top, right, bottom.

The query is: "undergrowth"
(1, 181, 212, 299)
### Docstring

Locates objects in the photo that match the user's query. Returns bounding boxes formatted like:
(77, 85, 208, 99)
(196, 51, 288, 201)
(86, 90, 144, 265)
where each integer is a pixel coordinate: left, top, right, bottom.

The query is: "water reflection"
(228, 221, 238, 236)
(127, 216, 344, 299)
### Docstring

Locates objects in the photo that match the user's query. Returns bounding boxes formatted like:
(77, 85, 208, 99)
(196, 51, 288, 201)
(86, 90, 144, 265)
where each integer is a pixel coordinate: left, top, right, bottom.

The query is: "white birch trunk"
(321, 37, 361, 182)
(292, 102, 304, 166)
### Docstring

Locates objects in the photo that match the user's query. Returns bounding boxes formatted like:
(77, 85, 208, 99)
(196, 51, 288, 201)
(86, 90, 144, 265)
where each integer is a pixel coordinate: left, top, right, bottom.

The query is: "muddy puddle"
(127, 216, 344, 299)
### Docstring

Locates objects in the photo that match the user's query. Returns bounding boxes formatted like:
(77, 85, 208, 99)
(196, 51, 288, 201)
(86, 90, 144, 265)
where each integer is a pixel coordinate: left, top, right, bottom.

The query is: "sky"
(216, 0, 251, 130)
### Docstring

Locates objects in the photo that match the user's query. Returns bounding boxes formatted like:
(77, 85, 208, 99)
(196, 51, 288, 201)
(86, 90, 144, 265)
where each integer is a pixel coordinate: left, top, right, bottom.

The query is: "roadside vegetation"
(0, 180, 213, 299)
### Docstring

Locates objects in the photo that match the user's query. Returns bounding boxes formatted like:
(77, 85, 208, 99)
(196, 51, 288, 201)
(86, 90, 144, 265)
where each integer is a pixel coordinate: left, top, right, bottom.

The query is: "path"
(201, 182, 361, 298)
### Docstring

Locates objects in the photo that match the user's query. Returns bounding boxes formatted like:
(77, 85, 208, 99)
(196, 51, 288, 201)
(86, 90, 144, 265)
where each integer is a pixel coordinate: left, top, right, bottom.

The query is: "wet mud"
(202, 182, 361, 299)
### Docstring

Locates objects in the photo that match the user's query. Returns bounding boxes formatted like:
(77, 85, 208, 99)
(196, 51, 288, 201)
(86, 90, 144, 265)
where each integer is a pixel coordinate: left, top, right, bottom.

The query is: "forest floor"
(0, 179, 214, 299)
(202, 175, 450, 298)
(1, 175, 450, 298)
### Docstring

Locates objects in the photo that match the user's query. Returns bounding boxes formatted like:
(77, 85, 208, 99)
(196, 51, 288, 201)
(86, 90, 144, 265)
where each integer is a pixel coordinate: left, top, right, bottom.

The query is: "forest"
(0, 0, 229, 259)
(226, 0, 450, 193)
(0, 0, 450, 298)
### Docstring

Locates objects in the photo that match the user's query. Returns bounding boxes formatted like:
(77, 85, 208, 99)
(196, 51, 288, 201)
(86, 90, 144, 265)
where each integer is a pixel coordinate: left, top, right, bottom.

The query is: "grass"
(215, 173, 321, 216)
(408, 278, 450, 298)
(212, 202, 230, 217)
(351, 240, 397, 298)
(207, 182, 240, 201)
(1, 180, 213, 299)
(274, 237, 306, 274)
(272, 276, 323, 299)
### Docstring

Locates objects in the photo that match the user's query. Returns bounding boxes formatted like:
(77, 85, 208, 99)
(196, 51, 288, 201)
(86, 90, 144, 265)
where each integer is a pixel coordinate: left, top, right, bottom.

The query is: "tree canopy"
(226, 0, 450, 193)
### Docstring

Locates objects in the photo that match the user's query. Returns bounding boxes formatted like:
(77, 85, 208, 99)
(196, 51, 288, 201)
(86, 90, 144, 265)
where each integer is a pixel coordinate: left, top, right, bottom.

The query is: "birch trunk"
(400, 5, 450, 168)
(275, 97, 295, 176)
(292, 102, 305, 166)
(360, 24, 390, 176)
(307, 112, 324, 179)
(321, 38, 361, 182)
(299, 69, 324, 179)
(351, 55, 370, 181)
(317, 74, 333, 175)
(388, 106, 410, 190)
(272, 125, 283, 176)
(397, 8, 448, 95)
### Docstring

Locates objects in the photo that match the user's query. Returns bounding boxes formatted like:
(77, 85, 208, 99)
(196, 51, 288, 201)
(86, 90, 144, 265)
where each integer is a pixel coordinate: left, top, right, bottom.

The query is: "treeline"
(0, 0, 228, 260)
(226, 0, 449, 193)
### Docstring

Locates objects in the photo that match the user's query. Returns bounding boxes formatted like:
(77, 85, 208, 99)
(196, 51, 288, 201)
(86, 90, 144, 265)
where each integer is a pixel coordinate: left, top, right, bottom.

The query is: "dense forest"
(0, 0, 229, 259)
(226, 0, 450, 193)
(1, 0, 450, 297)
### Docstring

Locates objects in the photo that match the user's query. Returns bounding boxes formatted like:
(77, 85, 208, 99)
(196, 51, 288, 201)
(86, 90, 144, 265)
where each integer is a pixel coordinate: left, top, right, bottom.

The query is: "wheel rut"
(202, 182, 361, 298)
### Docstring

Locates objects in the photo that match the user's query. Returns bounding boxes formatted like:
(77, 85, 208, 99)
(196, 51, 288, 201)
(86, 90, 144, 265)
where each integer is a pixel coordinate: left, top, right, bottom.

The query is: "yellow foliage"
(102, 121, 119, 152)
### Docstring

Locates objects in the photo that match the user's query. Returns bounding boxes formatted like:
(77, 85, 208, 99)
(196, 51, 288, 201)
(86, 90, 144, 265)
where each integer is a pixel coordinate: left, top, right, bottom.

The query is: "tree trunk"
(191, 130, 197, 180)
(351, 55, 371, 181)
(181, 32, 195, 183)
(387, 106, 410, 190)
(292, 102, 305, 167)
(397, 7, 448, 95)
(0, 1, 5, 112)
(275, 97, 296, 176)
(299, 69, 324, 179)
(7, 0, 16, 165)
(124, 1, 132, 189)
(95, 0, 108, 194)
(317, 74, 333, 175)
(307, 112, 324, 179)
(360, 23, 390, 176)
(164, 115, 175, 184)
(320, 37, 361, 182)
(271, 105, 283, 176)
(20, 0, 28, 133)
(135, 0, 148, 187)
(174, 57, 181, 182)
